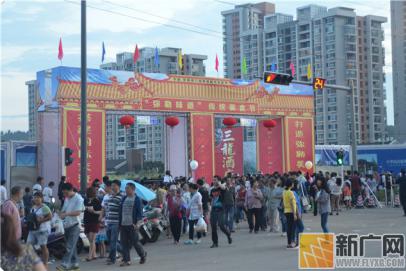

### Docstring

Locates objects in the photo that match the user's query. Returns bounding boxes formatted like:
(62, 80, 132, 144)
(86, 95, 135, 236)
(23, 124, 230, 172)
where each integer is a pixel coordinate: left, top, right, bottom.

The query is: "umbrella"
(120, 180, 156, 202)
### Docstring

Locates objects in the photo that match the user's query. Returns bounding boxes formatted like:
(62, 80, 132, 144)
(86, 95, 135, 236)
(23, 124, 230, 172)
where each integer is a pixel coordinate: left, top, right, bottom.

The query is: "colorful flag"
(178, 49, 183, 70)
(241, 56, 247, 75)
(215, 54, 219, 72)
(133, 44, 140, 63)
(101, 42, 106, 63)
(154, 46, 159, 67)
(58, 38, 63, 61)
(290, 61, 295, 77)
(307, 63, 312, 80)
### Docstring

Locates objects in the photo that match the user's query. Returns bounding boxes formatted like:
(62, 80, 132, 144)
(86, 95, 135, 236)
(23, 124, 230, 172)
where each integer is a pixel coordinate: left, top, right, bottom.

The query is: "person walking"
(33, 177, 44, 194)
(118, 182, 147, 266)
(56, 183, 85, 271)
(84, 187, 102, 261)
(0, 179, 7, 204)
(184, 183, 203, 245)
(235, 184, 247, 227)
(283, 179, 297, 249)
(26, 192, 52, 269)
(315, 176, 331, 233)
(398, 169, 406, 216)
(181, 183, 190, 235)
(209, 186, 232, 248)
(1, 186, 23, 240)
(167, 185, 184, 244)
(330, 177, 342, 215)
(223, 178, 235, 232)
(292, 182, 304, 247)
(23, 187, 33, 217)
(104, 180, 122, 265)
(259, 180, 270, 231)
(245, 180, 263, 234)
(58, 176, 66, 207)
(43, 181, 55, 208)
(1, 213, 47, 271)
(268, 178, 283, 233)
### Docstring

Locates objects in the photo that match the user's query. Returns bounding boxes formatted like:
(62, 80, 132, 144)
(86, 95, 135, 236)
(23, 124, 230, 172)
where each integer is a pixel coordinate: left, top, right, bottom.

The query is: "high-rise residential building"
(106, 113, 165, 162)
(25, 80, 38, 140)
(391, 0, 406, 143)
(223, 3, 387, 145)
(100, 47, 207, 76)
(222, 2, 275, 79)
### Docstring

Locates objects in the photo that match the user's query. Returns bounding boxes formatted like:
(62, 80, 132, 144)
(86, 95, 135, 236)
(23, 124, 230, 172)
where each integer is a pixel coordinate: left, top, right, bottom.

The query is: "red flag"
(58, 38, 63, 61)
(290, 61, 295, 77)
(215, 54, 219, 72)
(133, 44, 140, 63)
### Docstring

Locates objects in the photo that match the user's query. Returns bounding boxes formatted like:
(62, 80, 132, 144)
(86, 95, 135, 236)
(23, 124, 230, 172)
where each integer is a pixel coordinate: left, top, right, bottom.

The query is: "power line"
(103, 0, 222, 35)
(65, 0, 224, 39)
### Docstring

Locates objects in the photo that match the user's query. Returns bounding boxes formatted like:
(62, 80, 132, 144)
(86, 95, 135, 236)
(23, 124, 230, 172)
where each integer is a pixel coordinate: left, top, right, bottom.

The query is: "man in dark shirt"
(350, 171, 361, 205)
(398, 169, 406, 216)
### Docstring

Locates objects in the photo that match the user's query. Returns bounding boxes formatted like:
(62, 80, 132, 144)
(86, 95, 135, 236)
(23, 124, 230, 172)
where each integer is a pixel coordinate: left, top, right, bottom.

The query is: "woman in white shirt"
(184, 183, 203, 245)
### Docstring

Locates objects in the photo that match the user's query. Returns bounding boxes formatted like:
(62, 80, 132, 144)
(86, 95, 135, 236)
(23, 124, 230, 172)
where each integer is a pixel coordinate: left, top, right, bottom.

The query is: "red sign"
(190, 114, 214, 183)
(64, 109, 105, 189)
(285, 117, 314, 173)
(215, 127, 243, 177)
(258, 118, 283, 174)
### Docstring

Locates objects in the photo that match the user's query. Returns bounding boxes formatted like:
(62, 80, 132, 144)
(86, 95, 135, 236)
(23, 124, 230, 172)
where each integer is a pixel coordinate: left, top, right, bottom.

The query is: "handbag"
(300, 183, 311, 211)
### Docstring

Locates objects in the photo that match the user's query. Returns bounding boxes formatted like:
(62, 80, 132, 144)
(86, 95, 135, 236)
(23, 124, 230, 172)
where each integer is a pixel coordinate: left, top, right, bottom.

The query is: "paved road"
(49, 207, 406, 271)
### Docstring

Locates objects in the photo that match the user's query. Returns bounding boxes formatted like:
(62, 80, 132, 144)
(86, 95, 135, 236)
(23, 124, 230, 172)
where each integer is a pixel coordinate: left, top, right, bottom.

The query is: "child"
(95, 222, 106, 258)
(342, 182, 352, 209)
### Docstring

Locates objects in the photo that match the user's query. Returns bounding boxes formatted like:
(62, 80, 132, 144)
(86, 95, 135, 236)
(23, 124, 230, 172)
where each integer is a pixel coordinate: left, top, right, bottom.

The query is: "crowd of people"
(1, 168, 405, 271)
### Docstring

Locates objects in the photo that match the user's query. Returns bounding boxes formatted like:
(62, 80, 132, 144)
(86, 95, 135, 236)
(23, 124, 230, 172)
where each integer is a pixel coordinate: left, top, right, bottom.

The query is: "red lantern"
(263, 119, 277, 129)
(223, 117, 237, 127)
(165, 116, 180, 127)
(119, 115, 135, 128)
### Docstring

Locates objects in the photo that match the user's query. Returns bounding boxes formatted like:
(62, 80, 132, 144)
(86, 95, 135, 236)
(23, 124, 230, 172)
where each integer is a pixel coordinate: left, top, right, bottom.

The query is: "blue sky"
(1, 0, 393, 131)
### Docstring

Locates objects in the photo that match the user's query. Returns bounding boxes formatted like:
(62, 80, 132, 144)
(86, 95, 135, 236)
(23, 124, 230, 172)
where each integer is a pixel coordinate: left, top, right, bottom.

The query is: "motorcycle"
(31, 214, 89, 260)
(138, 206, 167, 244)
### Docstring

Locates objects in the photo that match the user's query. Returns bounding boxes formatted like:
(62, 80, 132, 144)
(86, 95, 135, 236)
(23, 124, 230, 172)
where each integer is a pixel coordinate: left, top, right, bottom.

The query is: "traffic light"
(263, 72, 293, 85)
(336, 150, 344, 166)
(313, 77, 326, 90)
(65, 147, 74, 166)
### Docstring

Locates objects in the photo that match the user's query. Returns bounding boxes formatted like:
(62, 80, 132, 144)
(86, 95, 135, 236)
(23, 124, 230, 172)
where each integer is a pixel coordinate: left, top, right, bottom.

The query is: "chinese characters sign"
(143, 98, 258, 115)
(215, 127, 243, 177)
(286, 117, 314, 173)
(258, 118, 283, 174)
(64, 109, 105, 189)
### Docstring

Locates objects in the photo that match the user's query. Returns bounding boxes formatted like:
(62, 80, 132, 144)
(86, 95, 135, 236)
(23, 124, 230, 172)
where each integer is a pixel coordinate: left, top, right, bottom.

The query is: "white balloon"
(305, 161, 313, 170)
(190, 160, 199, 170)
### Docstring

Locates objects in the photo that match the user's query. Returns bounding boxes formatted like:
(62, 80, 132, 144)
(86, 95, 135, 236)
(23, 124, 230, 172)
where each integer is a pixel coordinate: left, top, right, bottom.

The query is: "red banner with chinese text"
(64, 109, 105, 189)
(190, 114, 214, 183)
(214, 127, 244, 177)
(285, 117, 314, 174)
(258, 118, 283, 174)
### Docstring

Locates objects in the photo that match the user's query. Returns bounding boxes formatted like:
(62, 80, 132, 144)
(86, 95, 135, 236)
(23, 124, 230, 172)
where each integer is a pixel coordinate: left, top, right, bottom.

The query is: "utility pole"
(350, 80, 358, 171)
(80, 0, 87, 193)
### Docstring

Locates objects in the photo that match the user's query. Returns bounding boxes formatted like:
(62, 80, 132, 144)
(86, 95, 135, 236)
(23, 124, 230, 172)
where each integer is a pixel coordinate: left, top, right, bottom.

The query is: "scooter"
(138, 206, 167, 244)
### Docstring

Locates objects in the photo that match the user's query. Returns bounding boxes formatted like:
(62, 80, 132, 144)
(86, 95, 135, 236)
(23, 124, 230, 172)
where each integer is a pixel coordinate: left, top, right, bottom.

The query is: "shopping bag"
(194, 217, 207, 233)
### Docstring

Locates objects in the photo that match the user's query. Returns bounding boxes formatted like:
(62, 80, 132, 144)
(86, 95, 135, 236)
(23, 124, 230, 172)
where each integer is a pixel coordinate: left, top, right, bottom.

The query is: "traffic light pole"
(80, 0, 87, 193)
(291, 80, 358, 171)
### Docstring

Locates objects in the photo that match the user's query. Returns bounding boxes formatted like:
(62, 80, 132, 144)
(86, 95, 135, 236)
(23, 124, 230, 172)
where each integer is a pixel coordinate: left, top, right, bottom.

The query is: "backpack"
(26, 208, 41, 231)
